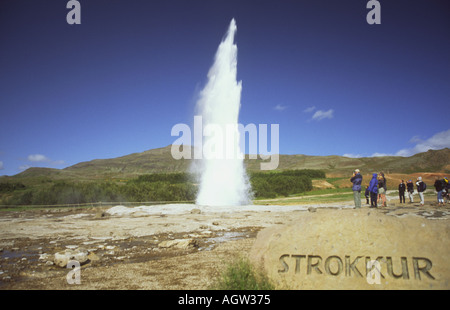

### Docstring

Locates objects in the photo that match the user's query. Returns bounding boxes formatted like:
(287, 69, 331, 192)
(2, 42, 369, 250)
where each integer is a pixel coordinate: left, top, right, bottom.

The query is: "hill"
(2, 146, 450, 184)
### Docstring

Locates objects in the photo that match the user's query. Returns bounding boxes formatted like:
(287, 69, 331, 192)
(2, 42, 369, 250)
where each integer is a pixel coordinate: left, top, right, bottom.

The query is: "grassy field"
(1, 168, 446, 210)
(254, 189, 354, 205)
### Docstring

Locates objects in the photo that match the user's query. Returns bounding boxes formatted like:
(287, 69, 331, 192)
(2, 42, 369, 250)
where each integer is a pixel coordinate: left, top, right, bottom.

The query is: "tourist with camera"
(350, 169, 363, 209)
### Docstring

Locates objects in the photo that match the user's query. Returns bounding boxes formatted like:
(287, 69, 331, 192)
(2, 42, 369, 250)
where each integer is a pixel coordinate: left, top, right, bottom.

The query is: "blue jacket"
(351, 173, 363, 192)
(368, 173, 378, 194)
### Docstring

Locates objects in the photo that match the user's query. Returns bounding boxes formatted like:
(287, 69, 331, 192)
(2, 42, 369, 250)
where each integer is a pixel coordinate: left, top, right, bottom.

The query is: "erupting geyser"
(194, 19, 252, 206)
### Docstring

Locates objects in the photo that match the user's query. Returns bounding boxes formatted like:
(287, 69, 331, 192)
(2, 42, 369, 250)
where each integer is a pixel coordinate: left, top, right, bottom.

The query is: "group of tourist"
(350, 170, 449, 209)
(395, 177, 428, 206)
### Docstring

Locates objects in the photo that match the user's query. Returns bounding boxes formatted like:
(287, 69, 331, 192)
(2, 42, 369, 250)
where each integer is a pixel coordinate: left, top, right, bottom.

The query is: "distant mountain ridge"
(6, 146, 450, 181)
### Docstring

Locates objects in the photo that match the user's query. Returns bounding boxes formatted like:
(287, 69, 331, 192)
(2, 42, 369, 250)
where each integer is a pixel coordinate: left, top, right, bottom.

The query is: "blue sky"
(1, 0, 449, 176)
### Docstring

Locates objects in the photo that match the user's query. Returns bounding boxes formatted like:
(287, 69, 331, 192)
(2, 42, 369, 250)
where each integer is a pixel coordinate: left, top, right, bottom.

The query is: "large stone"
(158, 238, 197, 250)
(54, 248, 89, 268)
(250, 209, 449, 289)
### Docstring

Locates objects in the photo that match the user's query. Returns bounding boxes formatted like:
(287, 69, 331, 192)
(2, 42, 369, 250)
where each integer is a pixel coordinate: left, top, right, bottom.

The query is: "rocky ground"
(0, 198, 449, 290)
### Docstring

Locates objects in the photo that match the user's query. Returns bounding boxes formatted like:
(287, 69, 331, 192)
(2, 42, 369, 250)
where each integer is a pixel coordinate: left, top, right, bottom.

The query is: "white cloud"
(395, 129, 450, 157)
(274, 104, 287, 111)
(345, 152, 394, 158)
(364, 129, 450, 158)
(0, 161, 3, 170)
(28, 154, 51, 162)
(343, 153, 362, 158)
(311, 109, 334, 121)
(25, 154, 65, 167)
(303, 106, 316, 113)
(371, 152, 394, 157)
(408, 135, 422, 144)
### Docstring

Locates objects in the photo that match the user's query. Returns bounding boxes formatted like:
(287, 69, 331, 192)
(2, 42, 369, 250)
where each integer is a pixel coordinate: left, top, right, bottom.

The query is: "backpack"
(423, 183, 427, 191)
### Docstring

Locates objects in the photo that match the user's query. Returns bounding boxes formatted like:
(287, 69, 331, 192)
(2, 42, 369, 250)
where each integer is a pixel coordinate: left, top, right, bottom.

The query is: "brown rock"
(250, 209, 449, 289)
(54, 248, 89, 268)
(158, 238, 197, 250)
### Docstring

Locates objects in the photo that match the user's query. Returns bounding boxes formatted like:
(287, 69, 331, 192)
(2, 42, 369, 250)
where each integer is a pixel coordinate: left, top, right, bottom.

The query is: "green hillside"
(2, 146, 449, 184)
(1, 146, 448, 207)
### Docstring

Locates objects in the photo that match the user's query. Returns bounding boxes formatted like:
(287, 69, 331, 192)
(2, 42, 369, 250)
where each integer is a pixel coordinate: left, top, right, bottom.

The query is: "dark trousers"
(370, 192, 378, 207)
(399, 191, 405, 203)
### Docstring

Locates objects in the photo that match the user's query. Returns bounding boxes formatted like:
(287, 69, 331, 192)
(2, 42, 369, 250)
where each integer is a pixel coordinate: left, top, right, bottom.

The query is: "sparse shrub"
(210, 257, 275, 290)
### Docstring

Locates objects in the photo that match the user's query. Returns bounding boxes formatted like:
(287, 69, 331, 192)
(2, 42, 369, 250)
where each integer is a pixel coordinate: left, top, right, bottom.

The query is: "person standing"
(365, 184, 370, 205)
(434, 176, 444, 206)
(416, 176, 426, 206)
(351, 169, 363, 209)
(406, 179, 414, 203)
(444, 177, 449, 204)
(398, 180, 406, 203)
(377, 172, 387, 207)
(368, 173, 378, 208)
